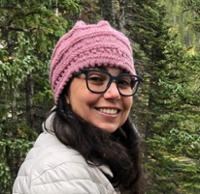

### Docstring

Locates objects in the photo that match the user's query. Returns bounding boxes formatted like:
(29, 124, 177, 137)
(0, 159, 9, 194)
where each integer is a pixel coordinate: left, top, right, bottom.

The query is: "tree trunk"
(99, 0, 126, 32)
(25, 73, 34, 128)
(10, 82, 18, 121)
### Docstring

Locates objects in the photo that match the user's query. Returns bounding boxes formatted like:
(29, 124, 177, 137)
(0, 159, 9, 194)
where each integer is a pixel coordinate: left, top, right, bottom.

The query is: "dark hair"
(50, 87, 143, 194)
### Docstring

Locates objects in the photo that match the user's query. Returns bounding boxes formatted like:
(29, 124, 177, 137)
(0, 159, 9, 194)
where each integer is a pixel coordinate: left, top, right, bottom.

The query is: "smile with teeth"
(96, 108, 119, 115)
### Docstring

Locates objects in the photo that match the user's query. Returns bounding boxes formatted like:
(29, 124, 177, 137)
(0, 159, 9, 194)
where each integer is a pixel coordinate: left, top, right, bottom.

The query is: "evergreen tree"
(0, 1, 80, 192)
(0, 0, 199, 193)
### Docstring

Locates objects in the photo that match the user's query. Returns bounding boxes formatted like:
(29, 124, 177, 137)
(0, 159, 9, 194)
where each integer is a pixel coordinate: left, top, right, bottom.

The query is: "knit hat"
(50, 20, 136, 103)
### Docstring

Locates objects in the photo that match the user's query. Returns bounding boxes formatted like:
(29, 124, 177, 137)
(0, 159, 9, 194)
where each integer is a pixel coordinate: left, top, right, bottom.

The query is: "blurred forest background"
(0, 0, 199, 193)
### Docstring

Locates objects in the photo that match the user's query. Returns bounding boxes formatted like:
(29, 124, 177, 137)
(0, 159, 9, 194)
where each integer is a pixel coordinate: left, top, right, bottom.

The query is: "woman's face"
(67, 67, 133, 133)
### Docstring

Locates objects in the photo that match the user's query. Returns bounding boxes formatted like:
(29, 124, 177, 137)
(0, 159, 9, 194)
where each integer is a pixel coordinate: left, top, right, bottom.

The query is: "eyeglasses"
(74, 68, 142, 96)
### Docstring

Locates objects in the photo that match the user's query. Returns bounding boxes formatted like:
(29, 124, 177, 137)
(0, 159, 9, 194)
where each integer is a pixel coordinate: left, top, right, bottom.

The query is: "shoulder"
(13, 132, 117, 194)
(16, 132, 89, 180)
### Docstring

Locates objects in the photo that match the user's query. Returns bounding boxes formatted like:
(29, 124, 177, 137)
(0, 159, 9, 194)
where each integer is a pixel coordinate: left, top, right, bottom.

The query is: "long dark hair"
(50, 86, 143, 193)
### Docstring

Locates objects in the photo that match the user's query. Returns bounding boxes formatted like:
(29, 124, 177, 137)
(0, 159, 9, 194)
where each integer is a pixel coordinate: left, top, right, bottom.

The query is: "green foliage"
(145, 29, 200, 193)
(124, 1, 200, 193)
(0, 0, 199, 193)
(0, 137, 32, 193)
(161, 0, 200, 52)
(0, 0, 80, 192)
(183, 0, 200, 32)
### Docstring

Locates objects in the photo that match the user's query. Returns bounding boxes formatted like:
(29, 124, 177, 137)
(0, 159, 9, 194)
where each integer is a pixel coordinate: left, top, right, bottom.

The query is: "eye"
(87, 71, 107, 85)
(117, 75, 132, 88)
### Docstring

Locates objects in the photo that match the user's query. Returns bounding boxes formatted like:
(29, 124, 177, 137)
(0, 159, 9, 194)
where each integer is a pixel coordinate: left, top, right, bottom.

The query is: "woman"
(13, 20, 143, 194)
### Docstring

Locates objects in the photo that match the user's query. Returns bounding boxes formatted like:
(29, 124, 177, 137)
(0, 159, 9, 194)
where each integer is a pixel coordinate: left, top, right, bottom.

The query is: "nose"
(103, 82, 120, 99)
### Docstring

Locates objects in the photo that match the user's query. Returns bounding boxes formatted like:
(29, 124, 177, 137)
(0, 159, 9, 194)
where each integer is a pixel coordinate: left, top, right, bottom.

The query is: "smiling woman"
(13, 20, 143, 194)
(68, 67, 133, 133)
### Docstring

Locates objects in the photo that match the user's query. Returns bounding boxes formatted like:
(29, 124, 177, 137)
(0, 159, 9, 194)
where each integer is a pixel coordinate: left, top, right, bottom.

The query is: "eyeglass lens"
(85, 70, 140, 96)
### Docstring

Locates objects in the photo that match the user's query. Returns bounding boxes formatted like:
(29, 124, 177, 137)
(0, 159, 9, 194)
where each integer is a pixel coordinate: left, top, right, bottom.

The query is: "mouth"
(95, 107, 120, 115)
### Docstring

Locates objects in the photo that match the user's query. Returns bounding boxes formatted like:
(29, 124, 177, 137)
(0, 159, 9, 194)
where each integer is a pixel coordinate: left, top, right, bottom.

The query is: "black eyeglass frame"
(73, 68, 142, 97)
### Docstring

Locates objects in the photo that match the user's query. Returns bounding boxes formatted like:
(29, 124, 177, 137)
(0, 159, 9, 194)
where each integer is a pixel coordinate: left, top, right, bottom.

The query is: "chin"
(98, 125, 119, 133)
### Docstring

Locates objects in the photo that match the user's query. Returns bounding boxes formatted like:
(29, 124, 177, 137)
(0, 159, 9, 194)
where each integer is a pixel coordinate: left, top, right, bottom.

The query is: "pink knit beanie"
(50, 20, 136, 103)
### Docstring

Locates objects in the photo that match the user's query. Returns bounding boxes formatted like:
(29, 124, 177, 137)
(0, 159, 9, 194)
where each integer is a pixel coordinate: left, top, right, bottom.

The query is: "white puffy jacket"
(12, 131, 119, 194)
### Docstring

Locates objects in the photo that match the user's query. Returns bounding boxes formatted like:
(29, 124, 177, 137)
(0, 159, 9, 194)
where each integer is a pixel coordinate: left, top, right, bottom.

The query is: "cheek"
(124, 98, 133, 112)
(68, 80, 97, 114)
(121, 98, 132, 125)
